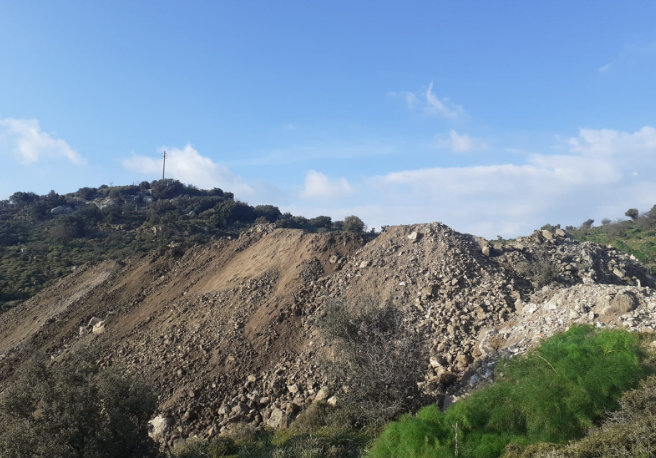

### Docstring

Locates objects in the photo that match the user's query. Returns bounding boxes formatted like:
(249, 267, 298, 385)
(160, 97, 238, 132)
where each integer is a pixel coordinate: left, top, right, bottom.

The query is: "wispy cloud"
(448, 129, 487, 153)
(0, 116, 85, 165)
(598, 40, 656, 73)
(122, 144, 255, 198)
(425, 83, 465, 119)
(300, 170, 354, 199)
(388, 83, 466, 119)
(283, 123, 299, 130)
(598, 63, 613, 73)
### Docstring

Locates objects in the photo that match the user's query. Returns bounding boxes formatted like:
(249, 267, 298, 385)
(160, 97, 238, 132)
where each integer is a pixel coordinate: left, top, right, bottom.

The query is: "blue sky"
(1, 1, 655, 237)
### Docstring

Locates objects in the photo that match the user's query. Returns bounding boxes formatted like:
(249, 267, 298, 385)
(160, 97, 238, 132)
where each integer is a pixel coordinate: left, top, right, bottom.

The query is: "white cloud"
(300, 170, 354, 199)
(598, 63, 613, 73)
(568, 126, 656, 155)
(425, 82, 465, 119)
(122, 144, 255, 198)
(288, 127, 656, 238)
(0, 116, 85, 165)
(449, 130, 486, 153)
(388, 83, 465, 119)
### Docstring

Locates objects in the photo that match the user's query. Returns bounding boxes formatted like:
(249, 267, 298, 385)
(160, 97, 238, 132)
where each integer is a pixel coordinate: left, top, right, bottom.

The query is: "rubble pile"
(0, 222, 654, 446)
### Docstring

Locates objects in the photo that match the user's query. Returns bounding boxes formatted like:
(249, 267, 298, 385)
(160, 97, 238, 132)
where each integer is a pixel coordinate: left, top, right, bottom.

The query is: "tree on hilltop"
(625, 208, 639, 220)
(343, 215, 365, 233)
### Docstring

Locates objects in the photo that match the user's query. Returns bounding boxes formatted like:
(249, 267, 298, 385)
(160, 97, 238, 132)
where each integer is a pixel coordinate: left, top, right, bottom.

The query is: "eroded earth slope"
(0, 223, 654, 443)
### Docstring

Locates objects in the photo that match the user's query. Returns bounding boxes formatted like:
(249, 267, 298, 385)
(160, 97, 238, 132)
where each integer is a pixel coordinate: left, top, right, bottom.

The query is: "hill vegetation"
(368, 326, 651, 458)
(0, 180, 367, 313)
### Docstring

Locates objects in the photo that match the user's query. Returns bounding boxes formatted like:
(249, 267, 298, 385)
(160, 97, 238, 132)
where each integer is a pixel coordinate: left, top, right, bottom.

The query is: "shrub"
(369, 326, 648, 458)
(208, 436, 237, 457)
(343, 216, 365, 233)
(310, 216, 332, 229)
(579, 219, 594, 230)
(318, 298, 427, 427)
(509, 375, 656, 458)
(172, 437, 208, 457)
(625, 208, 640, 220)
(0, 347, 160, 458)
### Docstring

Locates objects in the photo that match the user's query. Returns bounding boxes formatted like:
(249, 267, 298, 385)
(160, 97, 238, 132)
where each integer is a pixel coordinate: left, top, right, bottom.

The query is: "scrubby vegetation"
(169, 426, 370, 458)
(0, 346, 159, 458)
(506, 375, 656, 457)
(0, 180, 369, 313)
(318, 298, 428, 428)
(368, 326, 651, 458)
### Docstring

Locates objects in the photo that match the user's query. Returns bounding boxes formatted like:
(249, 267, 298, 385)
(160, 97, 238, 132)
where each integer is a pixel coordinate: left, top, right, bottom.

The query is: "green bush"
(208, 436, 237, 457)
(369, 326, 649, 458)
(343, 216, 365, 233)
(507, 375, 656, 458)
(0, 347, 160, 458)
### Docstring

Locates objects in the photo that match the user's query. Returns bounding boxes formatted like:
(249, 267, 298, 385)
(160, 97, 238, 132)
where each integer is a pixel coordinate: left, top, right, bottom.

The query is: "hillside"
(0, 180, 367, 313)
(1, 220, 654, 448)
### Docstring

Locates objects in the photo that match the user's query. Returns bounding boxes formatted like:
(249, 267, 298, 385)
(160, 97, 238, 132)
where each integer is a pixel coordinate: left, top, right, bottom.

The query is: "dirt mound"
(0, 222, 654, 444)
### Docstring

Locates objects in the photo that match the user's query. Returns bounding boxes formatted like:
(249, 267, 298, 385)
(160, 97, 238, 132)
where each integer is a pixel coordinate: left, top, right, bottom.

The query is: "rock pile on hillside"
(0, 222, 654, 446)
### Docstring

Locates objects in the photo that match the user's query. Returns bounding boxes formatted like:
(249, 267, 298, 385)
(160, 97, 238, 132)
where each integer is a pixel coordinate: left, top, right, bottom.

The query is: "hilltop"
(0, 180, 368, 313)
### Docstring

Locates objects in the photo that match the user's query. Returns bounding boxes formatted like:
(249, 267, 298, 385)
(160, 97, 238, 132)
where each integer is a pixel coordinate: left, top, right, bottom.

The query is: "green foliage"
(507, 375, 656, 458)
(625, 208, 640, 220)
(208, 436, 237, 457)
(168, 427, 368, 458)
(0, 347, 160, 458)
(369, 326, 649, 458)
(310, 216, 333, 229)
(580, 219, 595, 230)
(343, 216, 365, 233)
(0, 181, 352, 313)
(254, 205, 282, 222)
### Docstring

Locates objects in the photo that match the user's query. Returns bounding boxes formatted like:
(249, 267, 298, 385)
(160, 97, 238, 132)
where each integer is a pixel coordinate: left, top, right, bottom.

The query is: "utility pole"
(162, 150, 167, 181)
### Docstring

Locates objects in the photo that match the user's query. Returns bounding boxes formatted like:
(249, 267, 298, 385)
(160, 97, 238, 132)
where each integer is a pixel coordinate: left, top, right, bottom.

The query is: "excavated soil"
(0, 223, 654, 443)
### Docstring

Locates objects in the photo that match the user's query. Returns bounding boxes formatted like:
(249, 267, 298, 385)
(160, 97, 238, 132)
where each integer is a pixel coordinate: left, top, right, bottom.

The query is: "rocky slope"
(0, 223, 654, 445)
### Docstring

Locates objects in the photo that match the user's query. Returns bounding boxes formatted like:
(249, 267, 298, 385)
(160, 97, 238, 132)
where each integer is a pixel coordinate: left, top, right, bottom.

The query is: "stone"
(541, 230, 554, 241)
(148, 415, 174, 441)
(327, 396, 338, 407)
(231, 403, 249, 416)
(407, 231, 420, 242)
(429, 356, 446, 368)
(182, 410, 197, 422)
(92, 321, 105, 335)
(314, 387, 329, 402)
(287, 383, 299, 394)
(481, 245, 491, 256)
(608, 291, 639, 315)
(555, 229, 567, 237)
(359, 261, 370, 268)
(266, 408, 289, 429)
